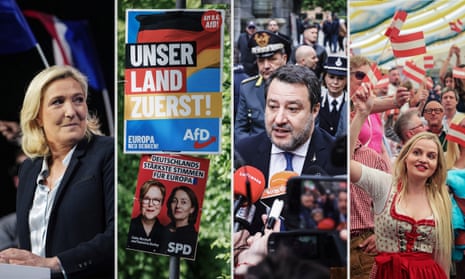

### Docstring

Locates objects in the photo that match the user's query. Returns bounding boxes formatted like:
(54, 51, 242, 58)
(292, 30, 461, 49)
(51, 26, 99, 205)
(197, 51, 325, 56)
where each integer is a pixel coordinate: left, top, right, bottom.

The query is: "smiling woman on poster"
(165, 186, 199, 258)
(127, 179, 168, 253)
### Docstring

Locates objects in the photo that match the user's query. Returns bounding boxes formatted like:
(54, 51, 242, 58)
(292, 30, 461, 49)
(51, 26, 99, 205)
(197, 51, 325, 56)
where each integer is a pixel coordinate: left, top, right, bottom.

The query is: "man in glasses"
(237, 21, 258, 76)
(423, 100, 448, 152)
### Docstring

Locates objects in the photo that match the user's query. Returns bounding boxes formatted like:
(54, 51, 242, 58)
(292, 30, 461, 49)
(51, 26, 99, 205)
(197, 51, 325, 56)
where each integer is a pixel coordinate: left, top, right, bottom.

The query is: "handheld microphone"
(233, 165, 265, 215)
(234, 203, 256, 232)
(266, 199, 283, 230)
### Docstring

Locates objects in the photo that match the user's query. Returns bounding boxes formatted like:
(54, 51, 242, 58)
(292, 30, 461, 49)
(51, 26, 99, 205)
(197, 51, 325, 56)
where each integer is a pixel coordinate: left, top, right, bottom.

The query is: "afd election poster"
(124, 10, 224, 154)
(126, 154, 210, 260)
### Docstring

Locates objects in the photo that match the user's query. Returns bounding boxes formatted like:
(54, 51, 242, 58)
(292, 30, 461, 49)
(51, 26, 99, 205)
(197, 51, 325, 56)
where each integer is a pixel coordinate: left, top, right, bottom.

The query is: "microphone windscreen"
(269, 171, 299, 188)
(261, 171, 298, 199)
(234, 165, 265, 203)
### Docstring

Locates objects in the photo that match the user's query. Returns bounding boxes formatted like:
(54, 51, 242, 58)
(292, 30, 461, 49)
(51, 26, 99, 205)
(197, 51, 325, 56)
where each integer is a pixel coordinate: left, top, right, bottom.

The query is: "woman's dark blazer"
(16, 135, 114, 278)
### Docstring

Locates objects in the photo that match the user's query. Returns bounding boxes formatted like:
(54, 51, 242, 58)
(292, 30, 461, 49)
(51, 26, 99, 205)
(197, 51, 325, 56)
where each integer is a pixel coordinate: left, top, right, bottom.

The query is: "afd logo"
(183, 128, 217, 149)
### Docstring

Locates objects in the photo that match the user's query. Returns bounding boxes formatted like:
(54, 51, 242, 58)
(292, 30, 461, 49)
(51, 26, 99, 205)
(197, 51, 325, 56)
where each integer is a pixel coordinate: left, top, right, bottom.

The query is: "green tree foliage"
(117, 1, 231, 278)
(302, 0, 346, 15)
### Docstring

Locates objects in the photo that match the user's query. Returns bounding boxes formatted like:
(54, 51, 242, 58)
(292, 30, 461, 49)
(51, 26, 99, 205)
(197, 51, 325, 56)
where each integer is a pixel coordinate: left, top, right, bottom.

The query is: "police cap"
(324, 56, 347, 76)
(248, 30, 290, 59)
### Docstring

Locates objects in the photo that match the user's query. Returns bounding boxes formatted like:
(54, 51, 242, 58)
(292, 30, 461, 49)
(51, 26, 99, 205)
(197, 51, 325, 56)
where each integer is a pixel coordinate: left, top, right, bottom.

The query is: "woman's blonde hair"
(446, 141, 461, 170)
(20, 65, 101, 158)
(393, 131, 452, 270)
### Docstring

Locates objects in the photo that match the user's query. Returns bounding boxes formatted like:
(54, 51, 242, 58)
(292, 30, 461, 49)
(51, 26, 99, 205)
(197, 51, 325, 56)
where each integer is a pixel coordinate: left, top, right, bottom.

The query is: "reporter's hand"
(244, 215, 281, 257)
(235, 215, 281, 275)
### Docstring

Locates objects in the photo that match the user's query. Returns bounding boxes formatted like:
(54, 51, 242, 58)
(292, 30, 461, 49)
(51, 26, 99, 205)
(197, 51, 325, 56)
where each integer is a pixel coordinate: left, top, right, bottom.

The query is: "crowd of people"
(1, 6, 465, 279)
(347, 45, 465, 278)
(234, 13, 348, 278)
(234, 9, 465, 279)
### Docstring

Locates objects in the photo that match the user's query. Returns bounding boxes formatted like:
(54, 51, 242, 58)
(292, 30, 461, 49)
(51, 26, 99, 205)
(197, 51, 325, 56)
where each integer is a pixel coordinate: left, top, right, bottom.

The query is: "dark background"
(0, 0, 115, 217)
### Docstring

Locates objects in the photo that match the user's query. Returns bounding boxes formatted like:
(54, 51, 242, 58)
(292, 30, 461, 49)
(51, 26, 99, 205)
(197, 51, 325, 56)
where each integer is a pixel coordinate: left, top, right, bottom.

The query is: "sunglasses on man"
(351, 71, 366, 80)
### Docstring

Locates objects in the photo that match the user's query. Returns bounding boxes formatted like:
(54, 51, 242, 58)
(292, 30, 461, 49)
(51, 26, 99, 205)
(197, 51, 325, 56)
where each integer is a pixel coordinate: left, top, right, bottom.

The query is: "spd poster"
(124, 10, 224, 154)
(126, 154, 210, 260)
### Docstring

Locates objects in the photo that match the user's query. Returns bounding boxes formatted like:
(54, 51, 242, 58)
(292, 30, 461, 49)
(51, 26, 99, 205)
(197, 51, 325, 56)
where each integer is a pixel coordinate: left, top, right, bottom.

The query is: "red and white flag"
(403, 60, 425, 85)
(453, 67, 465, 79)
(23, 10, 114, 135)
(424, 55, 434, 69)
(362, 63, 382, 87)
(425, 77, 434, 90)
(446, 123, 465, 147)
(384, 10, 408, 38)
(450, 19, 463, 33)
(390, 31, 426, 58)
(375, 75, 389, 89)
(22, 11, 72, 65)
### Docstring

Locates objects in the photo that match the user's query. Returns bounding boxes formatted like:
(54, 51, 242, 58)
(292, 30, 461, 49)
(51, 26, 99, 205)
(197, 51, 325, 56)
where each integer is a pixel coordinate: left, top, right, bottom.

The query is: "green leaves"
(117, 1, 232, 278)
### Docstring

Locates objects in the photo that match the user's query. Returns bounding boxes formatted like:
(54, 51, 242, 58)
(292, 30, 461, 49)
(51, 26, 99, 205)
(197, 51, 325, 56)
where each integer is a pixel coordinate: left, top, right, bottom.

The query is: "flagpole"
(102, 88, 114, 136)
(34, 43, 49, 68)
(376, 38, 390, 66)
(171, 5, 184, 279)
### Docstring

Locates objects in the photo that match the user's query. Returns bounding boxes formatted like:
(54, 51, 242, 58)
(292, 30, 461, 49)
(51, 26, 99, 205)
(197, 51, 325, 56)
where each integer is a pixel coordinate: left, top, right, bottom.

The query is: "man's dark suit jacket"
(235, 128, 345, 233)
(236, 127, 344, 184)
(16, 135, 114, 278)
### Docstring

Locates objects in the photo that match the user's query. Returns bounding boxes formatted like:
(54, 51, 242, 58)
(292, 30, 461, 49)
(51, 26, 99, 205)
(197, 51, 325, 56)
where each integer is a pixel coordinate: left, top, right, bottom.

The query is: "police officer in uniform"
(318, 56, 347, 137)
(234, 30, 290, 144)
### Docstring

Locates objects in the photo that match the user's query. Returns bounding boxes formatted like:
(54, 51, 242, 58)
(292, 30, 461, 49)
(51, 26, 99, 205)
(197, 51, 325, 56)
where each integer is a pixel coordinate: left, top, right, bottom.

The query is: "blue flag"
(62, 20, 106, 91)
(0, 0, 37, 54)
(23, 10, 112, 134)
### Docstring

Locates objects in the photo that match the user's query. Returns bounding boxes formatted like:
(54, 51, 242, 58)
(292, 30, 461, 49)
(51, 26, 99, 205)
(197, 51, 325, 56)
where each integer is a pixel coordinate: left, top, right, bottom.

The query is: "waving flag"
(0, 0, 37, 54)
(424, 55, 434, 69)
(24, 10, 113, 135)
(403, 60, 425, 85)
(23, 10, 105, 90)
(450, 19, 463, 33)
(426, 77, 434, 90)
(447, 123, 465, 147)
(390, 31, 426, 58)
(453, 67, 465, 79)
(375, 75, 389, 89)
(362, 63, 382, 86)
(384, 10, 408, 38)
